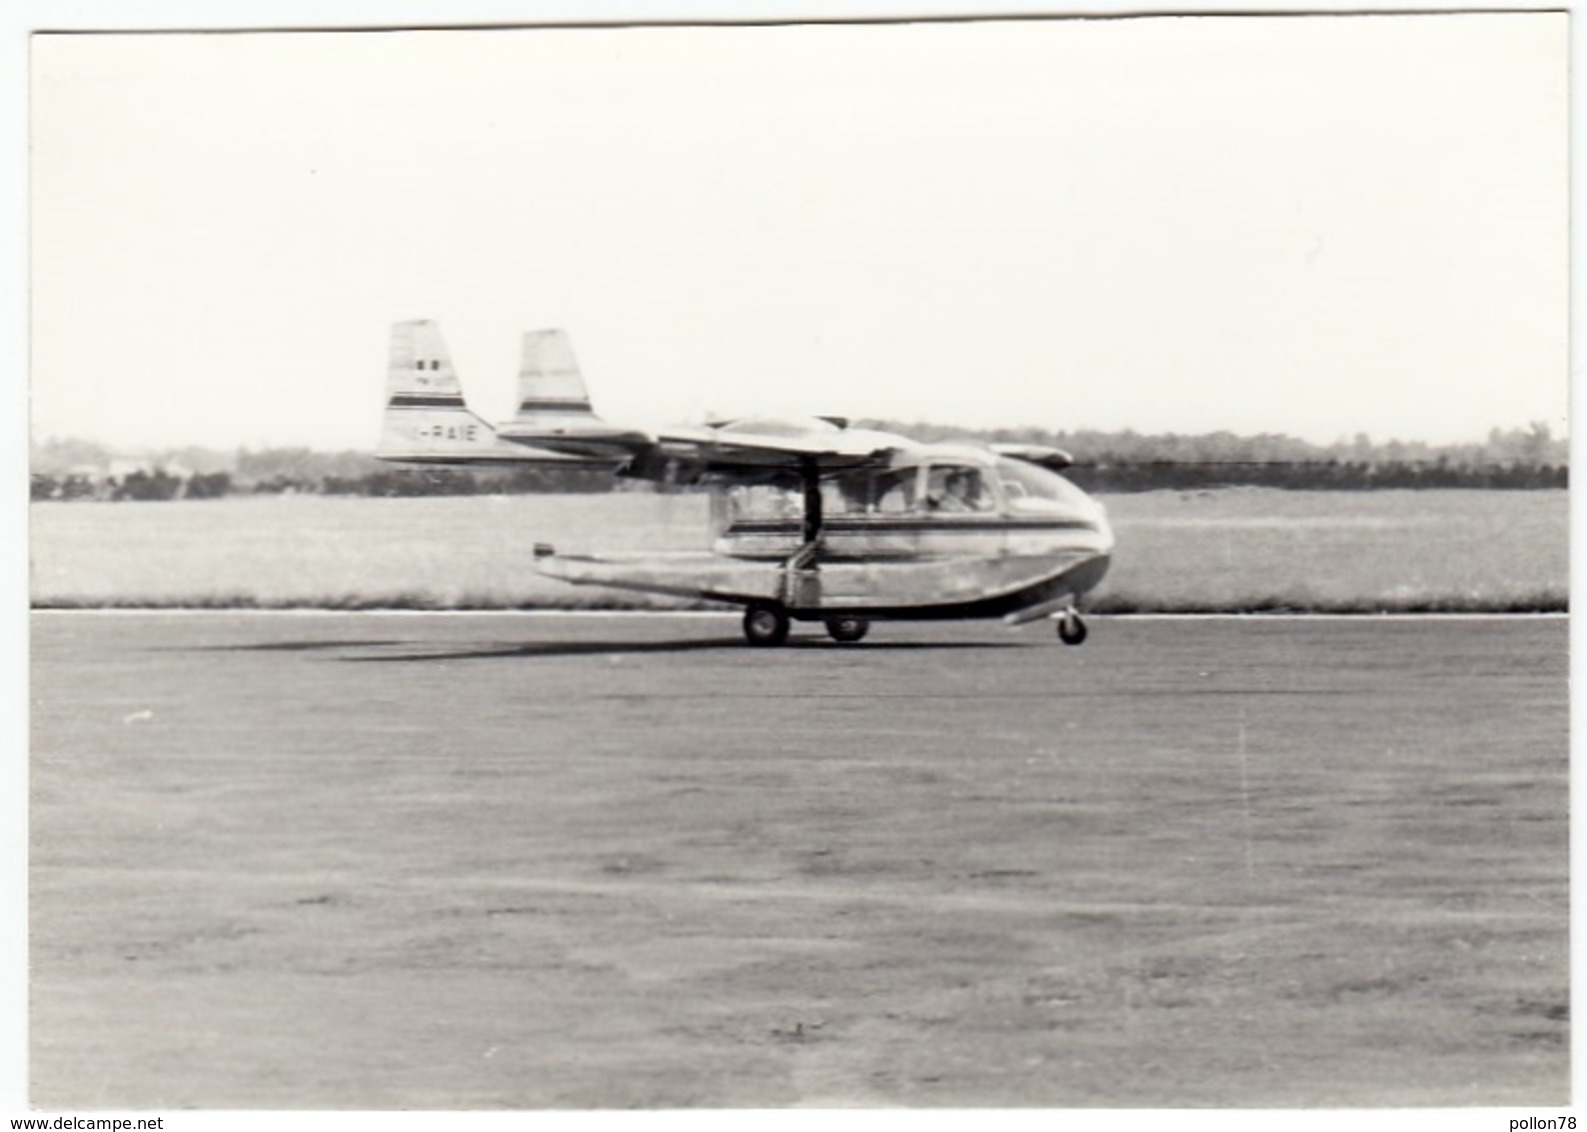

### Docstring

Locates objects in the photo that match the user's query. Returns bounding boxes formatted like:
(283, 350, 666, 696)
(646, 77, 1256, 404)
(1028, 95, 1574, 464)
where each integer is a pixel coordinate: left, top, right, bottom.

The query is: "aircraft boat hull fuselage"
(536, 516, 1112, 623)
(537, 455, 1115, 626)
(535, 547, 1110, 622)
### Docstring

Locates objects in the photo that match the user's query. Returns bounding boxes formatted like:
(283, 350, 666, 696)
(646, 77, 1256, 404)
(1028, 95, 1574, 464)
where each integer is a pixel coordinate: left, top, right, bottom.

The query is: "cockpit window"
(824, 462, 1000, 515)
(721, 478, 800, 522)
(821, 466, 919, 514)
(924, 465, 994, 512)
(723, 459, 1090, 523)
(870, 467, 920, 513)
(995, 457, 1092, 511)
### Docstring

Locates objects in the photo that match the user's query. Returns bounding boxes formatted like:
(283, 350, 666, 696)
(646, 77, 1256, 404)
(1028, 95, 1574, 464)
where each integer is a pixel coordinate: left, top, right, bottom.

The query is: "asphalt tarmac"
(29, 612, 1569, 1108)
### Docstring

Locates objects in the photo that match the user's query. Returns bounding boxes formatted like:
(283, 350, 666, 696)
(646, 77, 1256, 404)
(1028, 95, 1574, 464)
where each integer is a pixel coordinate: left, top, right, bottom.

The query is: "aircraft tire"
(1057, 613, 1088, 646)
(743, 602, 791, 647)
(825, 616, 870, 643)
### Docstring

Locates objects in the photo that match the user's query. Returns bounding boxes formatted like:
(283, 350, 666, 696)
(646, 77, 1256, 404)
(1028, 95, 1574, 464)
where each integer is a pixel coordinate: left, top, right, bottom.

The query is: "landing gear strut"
(1056, 610, 1088, 646)
(743, 602, 791, 647)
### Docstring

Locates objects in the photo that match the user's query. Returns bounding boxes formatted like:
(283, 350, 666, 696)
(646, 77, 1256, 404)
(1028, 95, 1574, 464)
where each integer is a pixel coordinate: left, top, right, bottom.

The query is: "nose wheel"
(1056, 610, 1088, 646)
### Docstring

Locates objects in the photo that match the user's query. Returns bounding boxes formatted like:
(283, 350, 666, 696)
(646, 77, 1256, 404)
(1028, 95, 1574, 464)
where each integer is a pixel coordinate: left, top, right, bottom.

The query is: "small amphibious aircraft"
(377, 320, 1113, 646)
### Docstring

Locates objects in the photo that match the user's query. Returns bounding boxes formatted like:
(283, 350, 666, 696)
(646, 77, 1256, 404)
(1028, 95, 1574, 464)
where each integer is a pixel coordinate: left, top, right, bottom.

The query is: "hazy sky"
(30, 12, 1568, 450)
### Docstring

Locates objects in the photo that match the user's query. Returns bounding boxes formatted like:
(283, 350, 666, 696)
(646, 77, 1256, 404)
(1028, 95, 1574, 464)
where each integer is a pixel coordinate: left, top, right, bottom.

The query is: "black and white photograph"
(16, 0, 1571, 1116)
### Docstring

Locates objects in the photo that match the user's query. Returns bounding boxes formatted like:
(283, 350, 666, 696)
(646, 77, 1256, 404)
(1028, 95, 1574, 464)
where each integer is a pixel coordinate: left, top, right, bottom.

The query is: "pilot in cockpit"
(927, 466, 990, 512)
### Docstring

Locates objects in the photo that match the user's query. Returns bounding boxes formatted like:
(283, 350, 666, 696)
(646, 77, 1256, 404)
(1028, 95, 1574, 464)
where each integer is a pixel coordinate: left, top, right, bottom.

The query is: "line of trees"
(29, 422, 1570, 501)
(866, 420, 1570, 468)
(32, 468, 237, 502)
(29, 464, 617, 502)
(1061, 459, 1566, 493)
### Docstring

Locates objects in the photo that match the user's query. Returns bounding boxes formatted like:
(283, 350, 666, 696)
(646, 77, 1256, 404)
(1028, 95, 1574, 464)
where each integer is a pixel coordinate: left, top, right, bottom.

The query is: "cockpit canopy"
(821, 453, 1095, 517)
(990, 455, 1098, 514)
(716, 451, 1099, 523)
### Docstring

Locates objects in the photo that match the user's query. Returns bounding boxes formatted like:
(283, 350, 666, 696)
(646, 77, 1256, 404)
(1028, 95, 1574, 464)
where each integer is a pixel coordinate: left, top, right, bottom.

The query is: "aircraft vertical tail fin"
(497, 329, 653, 462)
(514, 329, 602, 426)
(388, 318, 466, 400)
(378, 320, 543, 463)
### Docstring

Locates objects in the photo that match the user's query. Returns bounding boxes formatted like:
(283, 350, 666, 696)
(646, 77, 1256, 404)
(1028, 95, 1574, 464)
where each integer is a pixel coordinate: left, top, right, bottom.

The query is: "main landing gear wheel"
(1057, 611, 1088, 646)
(825, 616, 870, 643)
(742, 602, 791, 647)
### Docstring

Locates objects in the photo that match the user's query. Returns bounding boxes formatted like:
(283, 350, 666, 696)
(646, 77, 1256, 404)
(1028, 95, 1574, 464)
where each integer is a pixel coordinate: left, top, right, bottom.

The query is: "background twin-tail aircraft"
(379, 320, 1112, 646)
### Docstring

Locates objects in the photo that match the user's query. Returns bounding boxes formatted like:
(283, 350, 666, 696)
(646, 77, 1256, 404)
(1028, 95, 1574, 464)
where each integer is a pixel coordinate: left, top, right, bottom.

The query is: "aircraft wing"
(650, 420, 913, 473)
(495, 418, 910, 480)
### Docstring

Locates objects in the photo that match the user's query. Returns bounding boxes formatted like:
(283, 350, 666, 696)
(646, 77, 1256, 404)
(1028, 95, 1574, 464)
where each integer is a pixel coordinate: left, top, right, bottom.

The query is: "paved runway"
(30, 612, 1569, 1107)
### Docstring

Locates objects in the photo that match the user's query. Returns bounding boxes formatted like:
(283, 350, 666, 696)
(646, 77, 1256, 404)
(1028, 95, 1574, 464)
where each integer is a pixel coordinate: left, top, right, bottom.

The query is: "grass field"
(28, 488, 1568, 613)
